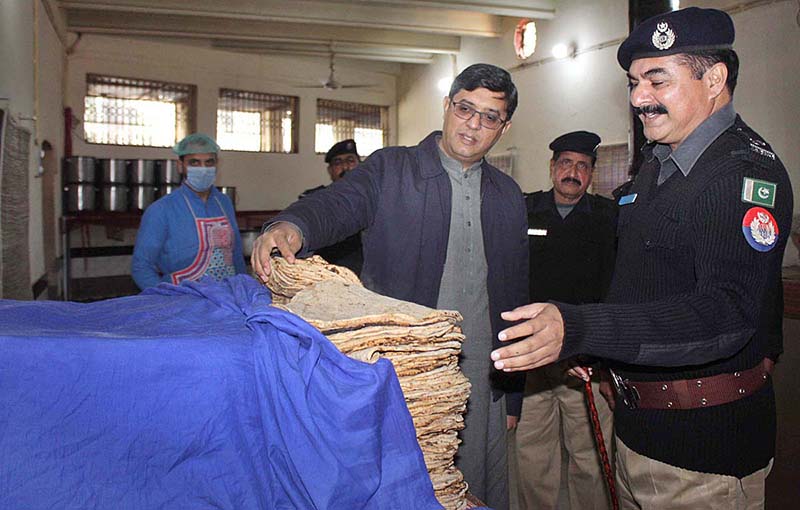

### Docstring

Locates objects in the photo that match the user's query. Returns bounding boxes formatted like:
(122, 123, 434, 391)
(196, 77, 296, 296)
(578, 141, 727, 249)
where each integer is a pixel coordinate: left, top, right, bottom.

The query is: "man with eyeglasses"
(297, 139, 364, 274)
(251, 63, 528, 509)
(513, 131, 617, 510)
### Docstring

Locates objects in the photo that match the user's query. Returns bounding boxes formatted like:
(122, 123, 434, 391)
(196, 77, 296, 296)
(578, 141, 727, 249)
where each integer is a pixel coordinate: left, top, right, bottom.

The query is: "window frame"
(592, 143, 632, 199)
(83, 73, 196, 148)
(315, 99, 389, 157)
(216, 88, 299, 154)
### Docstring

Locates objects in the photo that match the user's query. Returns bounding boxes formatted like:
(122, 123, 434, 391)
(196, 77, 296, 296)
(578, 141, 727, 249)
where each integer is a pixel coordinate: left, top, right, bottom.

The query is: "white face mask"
(185, 166, 217, 191)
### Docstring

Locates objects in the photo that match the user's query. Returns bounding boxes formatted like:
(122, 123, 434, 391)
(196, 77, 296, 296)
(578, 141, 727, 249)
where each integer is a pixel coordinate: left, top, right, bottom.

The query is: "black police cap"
(325, 139, 359, 163)
(617, 7, 735, 71)
(549, 131, 601, 158)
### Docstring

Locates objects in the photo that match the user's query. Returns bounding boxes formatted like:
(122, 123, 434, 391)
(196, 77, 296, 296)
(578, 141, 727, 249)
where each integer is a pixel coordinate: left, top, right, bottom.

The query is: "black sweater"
(525, 190, 617, 305)
(556, 116, 793, 477)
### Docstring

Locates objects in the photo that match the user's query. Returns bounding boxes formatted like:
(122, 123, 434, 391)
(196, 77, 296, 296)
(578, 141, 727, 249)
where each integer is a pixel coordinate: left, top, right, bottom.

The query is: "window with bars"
(83, 74, 195, 147)
(216, 89, 298, 153)
(592, 143, 631, 199)
(486, 150, 515, 176)
(315, 99, 388, 157)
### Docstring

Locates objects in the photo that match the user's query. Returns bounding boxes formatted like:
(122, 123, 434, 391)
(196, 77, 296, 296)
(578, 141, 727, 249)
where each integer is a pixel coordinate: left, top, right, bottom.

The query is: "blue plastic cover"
(0, 275, 441, 509)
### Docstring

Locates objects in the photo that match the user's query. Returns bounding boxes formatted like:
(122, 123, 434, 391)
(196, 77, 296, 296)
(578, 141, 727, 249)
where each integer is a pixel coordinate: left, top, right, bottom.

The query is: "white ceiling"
(55, 0, 556, 64)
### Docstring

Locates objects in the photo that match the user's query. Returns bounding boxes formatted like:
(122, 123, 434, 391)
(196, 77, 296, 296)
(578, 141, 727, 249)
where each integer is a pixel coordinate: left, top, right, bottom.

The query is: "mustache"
(633, 104, 668, 116)
(561, 177, 582, 186)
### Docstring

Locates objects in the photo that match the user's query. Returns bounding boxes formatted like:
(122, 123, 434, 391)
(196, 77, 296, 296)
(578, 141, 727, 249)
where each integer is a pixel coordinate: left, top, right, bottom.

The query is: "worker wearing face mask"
(132, 133, 246, 290)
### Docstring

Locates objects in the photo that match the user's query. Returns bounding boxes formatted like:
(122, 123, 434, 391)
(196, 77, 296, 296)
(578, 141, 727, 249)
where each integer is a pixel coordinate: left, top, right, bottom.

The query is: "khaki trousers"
(513, 364, 614, 510)
(616, 437, 772, 510)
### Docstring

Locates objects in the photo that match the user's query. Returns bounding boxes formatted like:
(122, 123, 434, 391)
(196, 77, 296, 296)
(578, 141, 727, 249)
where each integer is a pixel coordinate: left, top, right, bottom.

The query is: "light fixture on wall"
(437, 77, 453, 94)
(552, 43, 576, 60)
(514, 19, 537, 59)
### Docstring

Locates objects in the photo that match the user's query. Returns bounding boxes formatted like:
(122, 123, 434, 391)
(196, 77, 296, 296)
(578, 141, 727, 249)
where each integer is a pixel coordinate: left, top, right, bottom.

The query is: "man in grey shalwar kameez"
(436, 146, 511, 505)
(251, 64, 529, 509)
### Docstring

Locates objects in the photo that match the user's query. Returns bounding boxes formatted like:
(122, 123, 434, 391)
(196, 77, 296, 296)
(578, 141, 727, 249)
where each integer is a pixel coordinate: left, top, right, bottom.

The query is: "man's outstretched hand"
(491, 303, 565, 372)
(251, 222, 303, 281)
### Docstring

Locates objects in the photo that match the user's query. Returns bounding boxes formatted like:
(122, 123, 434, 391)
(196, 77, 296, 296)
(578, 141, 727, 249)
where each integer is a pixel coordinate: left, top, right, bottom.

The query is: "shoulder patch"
(741, 207, 779, 252)
(741, 177, 776, 208)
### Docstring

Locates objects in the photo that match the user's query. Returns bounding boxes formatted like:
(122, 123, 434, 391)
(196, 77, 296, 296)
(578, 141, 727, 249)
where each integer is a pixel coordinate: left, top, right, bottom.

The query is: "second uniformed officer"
(300, 139, 363, 274)
(514, 131, 617, 510)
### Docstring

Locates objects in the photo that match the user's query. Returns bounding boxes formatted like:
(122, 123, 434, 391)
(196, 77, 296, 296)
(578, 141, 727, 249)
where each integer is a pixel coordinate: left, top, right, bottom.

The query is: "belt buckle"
(609, 369, 640, 409)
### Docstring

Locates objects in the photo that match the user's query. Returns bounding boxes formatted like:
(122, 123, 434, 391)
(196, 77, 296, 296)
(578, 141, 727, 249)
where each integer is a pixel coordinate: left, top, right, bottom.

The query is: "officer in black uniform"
(299, 139, 363, 274)
(525, 131, 617, 304)
(493, 8, 793, 508)
(515, 131, 617, 510)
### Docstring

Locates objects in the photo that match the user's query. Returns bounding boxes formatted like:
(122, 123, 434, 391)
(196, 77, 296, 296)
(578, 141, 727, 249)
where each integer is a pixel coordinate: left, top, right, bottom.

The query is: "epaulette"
(524, 190, 546, 211)
(612, 179, 635, 201)
(746, 137, 776, 161)
(592, 194, 617, 207)
(729, 124, 779, 168)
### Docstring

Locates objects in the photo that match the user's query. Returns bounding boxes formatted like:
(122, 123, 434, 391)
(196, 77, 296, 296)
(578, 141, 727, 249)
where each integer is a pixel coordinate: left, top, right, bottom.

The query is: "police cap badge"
(617, 7, 735, 71)
(325, 139, 359, 163)
(549, 131, 602, 159)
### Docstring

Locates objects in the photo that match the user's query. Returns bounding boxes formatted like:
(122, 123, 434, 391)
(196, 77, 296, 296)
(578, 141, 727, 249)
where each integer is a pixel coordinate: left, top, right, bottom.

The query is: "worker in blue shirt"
(132, 133, 246, 290)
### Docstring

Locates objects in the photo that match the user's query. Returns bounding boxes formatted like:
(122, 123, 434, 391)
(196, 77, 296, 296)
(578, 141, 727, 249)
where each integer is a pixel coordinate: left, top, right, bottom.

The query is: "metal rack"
(60, 210, 280, 301)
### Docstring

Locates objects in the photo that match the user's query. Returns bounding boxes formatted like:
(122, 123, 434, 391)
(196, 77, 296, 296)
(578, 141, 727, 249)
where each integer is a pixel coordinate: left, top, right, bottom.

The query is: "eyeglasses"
(555, 158, 591, 172)
(449, 100, 507, 130)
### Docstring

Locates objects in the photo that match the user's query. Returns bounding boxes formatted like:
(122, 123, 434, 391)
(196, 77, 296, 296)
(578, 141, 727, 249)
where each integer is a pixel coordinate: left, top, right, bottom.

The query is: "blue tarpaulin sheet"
(0, 275, 442, 509)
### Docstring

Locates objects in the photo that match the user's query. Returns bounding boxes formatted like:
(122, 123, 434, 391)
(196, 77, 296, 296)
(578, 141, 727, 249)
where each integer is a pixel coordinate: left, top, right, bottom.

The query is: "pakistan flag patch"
(741, 177, 776, 208)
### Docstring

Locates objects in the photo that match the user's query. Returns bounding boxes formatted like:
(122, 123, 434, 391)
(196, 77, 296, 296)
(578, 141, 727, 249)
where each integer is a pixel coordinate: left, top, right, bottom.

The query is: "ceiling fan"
(298, 48, 377, 91)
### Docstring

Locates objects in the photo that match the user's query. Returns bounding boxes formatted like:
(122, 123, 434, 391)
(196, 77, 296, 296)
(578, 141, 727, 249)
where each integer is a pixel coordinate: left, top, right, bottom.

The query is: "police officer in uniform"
(300, 139, 363, 274)
(515, 131, 616, 510)
(492, 8, 793, 509)
(525, 131, 617, 305)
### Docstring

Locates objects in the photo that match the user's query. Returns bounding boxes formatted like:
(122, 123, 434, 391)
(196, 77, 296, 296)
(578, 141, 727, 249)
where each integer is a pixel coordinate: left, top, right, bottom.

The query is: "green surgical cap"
(173, 133, 220, 156)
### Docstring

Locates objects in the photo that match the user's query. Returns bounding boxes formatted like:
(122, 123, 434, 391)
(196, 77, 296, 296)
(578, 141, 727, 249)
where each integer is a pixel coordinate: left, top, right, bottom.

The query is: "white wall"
(0, 1, 65, 294)
(37, 2, 66, 289)
(66, 36, 398, 211)
(397, 0, 800, 263)
(727, 2, 800, 211)
(680, 0, 800, 202)
(397, 55, 455, 147)
(684, 0, 800, 265)
(466, 0, 630, 193)
(0, 2, 35, 115)
(0, 1, 37, 292)
(398, 0, 630, 194)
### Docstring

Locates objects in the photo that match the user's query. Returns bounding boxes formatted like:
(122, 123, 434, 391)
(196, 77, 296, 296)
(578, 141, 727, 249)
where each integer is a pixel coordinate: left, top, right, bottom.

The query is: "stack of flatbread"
(266, 256, 471, 510)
